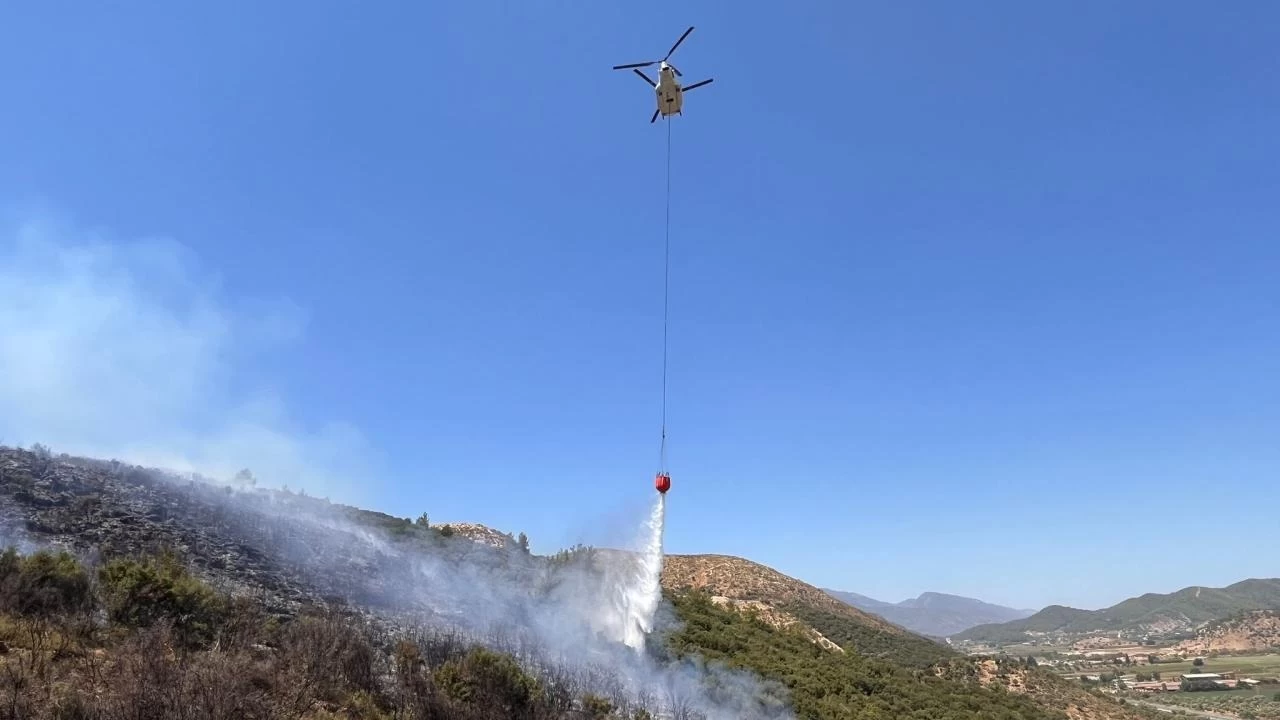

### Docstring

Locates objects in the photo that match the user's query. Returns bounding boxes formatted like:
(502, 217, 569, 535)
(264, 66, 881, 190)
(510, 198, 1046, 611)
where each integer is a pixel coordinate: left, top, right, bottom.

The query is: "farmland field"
(1046, 653, 1280, 678)
(996, 643, 1077, 657)
(1136, 688, 1280, 720)
(1143, 654, 1280, 679)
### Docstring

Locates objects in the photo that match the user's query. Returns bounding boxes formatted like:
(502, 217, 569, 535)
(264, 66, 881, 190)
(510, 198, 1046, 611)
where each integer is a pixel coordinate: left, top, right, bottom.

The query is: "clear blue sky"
(2, 1, 1278, 611)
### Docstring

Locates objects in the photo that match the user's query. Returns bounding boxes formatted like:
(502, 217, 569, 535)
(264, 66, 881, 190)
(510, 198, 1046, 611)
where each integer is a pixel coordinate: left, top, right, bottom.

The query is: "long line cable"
(659, 117, 672, 473)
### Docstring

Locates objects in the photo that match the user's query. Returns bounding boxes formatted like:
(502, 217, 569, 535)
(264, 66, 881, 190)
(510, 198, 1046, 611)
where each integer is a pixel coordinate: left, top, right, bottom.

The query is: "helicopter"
(612, 26, 714, 123)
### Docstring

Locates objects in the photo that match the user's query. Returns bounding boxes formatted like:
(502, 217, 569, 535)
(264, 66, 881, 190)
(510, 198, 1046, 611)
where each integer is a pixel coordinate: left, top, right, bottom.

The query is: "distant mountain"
(956, 579, 1280, 646)
(824, 588, 1037, 638)
(826, 589, 898, 612)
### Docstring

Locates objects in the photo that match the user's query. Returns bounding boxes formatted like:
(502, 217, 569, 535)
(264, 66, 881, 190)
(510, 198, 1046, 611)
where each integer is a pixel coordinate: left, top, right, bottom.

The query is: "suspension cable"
(659, 118, 672, 473)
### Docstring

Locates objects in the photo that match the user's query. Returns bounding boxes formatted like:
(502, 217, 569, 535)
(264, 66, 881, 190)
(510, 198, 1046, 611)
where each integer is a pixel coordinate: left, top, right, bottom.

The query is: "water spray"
(621, 492, 666, 651)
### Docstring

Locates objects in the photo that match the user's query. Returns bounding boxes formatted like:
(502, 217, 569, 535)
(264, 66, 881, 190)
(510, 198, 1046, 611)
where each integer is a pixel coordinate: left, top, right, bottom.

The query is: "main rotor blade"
(665, 26, 694, 60)
(651, 109, 660, 123)
(613, 61, 656, 70)
(682, 78, 713, 92)
(633, 69, 657, 87)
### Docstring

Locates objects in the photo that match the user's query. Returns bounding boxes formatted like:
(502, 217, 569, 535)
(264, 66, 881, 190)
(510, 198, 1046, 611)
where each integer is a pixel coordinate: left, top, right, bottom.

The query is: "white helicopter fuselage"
(655, 64, 683, 117)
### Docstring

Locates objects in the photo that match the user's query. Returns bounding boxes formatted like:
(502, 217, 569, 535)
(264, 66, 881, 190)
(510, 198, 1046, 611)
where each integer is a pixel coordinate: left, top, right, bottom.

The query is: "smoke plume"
(0, 211, 381, 507)
(166, 470, 795, 719)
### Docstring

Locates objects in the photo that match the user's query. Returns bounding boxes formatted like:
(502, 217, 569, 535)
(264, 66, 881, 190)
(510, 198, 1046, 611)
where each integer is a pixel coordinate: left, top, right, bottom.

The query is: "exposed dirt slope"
(1176, 609, 1280, 654)
(662, 553, 902, 634)
(661, 553, 963, 668)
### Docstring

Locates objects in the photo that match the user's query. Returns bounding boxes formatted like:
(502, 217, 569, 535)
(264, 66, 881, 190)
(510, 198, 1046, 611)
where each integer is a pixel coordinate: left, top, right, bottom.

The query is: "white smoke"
(188, 478, 793, 719)
(0, 519, 39, 556)
(0, 211, 381, 507)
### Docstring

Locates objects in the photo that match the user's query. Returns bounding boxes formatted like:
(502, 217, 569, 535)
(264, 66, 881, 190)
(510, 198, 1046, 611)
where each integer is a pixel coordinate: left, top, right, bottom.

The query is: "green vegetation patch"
(781, 600, 957, 668)
(98, 549, 230, 649)
(1140, 688, 1280, 720)
(666, 590, 1073, 720)
(0, 547, 94, 620)
(1135, 653, 1280, 679)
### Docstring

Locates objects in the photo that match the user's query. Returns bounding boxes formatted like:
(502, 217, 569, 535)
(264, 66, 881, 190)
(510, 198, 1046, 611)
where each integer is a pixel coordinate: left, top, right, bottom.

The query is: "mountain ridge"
(957, 578, 1280, 646)
(824, 587, 1037, 638)
(902, 591, 1036, 616)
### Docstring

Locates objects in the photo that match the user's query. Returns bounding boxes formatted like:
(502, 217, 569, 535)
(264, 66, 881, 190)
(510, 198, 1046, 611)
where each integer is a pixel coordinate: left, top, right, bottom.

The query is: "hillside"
(659, 554, 1159, 720)
(958, 579, 1280, 647)
(663, 554, 955, 667)
(0, 444, 1158, 720)
(824, 588, 1036, 638)
(1174, 609, 1280, 655)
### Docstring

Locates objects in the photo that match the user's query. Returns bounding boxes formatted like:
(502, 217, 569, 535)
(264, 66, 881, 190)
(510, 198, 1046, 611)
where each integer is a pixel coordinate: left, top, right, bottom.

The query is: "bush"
(436, 646, 546, 718)
(0, 548, 93, 620)
(582, 693, 615, 718)
(97, 550, 227, 649)
(0, 546, 654, 720)
(781, 599, 955, 668)
(276, 609, 382, 703)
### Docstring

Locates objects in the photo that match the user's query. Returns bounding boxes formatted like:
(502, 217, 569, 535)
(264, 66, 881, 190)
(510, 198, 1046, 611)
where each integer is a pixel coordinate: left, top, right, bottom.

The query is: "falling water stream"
(620, 493, 666, 651)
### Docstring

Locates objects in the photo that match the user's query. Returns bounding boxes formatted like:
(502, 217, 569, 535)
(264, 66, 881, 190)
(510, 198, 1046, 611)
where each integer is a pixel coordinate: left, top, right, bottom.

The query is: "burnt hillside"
(0, 444, 545, 628)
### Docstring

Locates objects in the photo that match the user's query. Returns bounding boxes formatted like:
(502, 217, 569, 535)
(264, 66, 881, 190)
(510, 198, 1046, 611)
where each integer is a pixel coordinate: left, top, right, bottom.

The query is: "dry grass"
(0, 547, 660, 720)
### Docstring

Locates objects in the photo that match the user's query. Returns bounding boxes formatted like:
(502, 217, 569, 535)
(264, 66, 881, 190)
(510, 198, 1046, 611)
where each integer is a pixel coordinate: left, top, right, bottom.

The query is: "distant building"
(1180, 673, 1227, 692)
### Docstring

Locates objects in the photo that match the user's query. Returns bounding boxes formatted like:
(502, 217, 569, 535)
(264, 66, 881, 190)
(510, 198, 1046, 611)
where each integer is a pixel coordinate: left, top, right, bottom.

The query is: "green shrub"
(98, 550, 227, 649)
(0, 547, 93, 620)
(436, 646, 545, 717)
(667, 591, 1070, 720)
(782, 600, 954, 668)
(582, 693, 614, 718)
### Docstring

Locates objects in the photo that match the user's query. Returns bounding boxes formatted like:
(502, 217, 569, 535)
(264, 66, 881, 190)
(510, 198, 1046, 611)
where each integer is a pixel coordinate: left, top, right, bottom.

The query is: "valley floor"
(1130, 690, 1280, 720)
